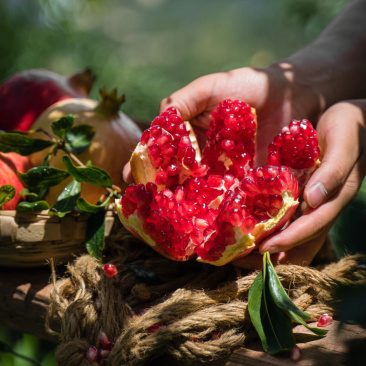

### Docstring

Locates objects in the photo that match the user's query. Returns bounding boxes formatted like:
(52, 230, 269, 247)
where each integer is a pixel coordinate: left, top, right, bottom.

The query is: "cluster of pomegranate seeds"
(317, 313, 333, 327)
(242, 166, 299, 221)
(140, 106, 206, 187)
(122, 178, 226, 258)
(85, 331, 113, 364)
(120, 99, 320, 264)
(202, 99, 256, 179)
(103, 263, 118, 277)
(268, 119, 320, 169)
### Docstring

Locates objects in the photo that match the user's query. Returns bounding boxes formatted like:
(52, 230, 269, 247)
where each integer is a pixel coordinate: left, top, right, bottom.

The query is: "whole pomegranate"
(0, 153, 32, 210)
(117, 100, 320, 266)
(0, 68, 96, 132)
(30, 87, 142, 204)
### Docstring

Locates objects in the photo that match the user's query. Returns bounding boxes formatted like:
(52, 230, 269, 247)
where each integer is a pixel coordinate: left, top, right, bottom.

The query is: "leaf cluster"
(248, 252, 327, 355)
(0, 115, 119, 261)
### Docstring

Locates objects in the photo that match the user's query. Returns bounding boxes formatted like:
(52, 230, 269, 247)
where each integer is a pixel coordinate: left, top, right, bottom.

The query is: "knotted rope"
(47, 230, 366, 365)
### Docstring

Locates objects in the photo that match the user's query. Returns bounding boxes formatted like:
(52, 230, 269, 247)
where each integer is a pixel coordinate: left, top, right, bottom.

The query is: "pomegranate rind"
(251, 191, 299, 242)
(196, 231, 256, 266)
(116, 201, 194, 261)
(197, 191, 299, 266)
(130, 121, 201, 190)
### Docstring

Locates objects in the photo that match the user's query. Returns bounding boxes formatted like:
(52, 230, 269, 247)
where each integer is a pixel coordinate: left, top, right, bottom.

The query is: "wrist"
(265, 61, 323, 124)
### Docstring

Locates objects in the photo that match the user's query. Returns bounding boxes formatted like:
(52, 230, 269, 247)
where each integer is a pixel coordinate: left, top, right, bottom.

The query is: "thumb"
(304, 104, 361, 208)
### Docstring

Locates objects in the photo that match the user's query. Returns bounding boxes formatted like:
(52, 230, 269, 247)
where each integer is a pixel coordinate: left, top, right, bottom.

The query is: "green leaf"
(265, 252, 327, 337)
(20, 187, 49, 202)
(248, 256, 296, 354)
(76, 192, 112, 213)
(65, 124, 95, 154)
(85, 210, 106, 261)
(248, 252, 327, 355)
(0, 132, 55, 155)
(16, 201, 50, 212)
(50, 180, 81, 217)
(18, 166, 70, 188)
(51, 115, 75, 139)
(0, 184, 16, 207)
(62, 155, 113, 188)
(265, 252, 310, 320)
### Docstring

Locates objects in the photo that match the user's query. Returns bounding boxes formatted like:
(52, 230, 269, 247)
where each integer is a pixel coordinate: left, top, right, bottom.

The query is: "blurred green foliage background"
(1, 0, 346, 121)
(0, 0, 351, 364)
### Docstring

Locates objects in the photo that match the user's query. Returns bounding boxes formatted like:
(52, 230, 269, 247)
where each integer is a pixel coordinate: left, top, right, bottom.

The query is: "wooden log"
(0, 265, 58, 343)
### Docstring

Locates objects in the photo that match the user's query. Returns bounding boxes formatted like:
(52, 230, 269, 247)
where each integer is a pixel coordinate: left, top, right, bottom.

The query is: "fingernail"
(306, 182, 328, 208)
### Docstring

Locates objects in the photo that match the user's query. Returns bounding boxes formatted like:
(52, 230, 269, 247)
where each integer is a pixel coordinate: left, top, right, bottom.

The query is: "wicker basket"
(0, 208, 117, 267)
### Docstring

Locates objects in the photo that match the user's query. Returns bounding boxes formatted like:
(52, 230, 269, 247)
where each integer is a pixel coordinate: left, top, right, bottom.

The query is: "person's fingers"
(233, 244, 319, 271)
(259, 162, 361, 254)
(159, 73, 224, 128)
(160, 68, 271, 129)
(304, 102, 365, 209)
(122, 161, 133, 184)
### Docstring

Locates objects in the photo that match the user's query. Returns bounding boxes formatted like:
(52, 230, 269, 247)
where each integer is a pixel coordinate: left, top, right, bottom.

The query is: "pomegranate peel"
(30, 87, 142, 204)
(0, 68, 96, 132)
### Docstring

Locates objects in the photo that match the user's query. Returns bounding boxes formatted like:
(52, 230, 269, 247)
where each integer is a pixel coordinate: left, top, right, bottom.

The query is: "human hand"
(123, 65, 320, 183)
(235, 100, 366, 269)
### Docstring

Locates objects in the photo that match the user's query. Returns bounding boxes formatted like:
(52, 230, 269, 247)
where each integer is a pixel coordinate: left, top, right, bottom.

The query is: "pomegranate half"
(117, 100, 320, 266)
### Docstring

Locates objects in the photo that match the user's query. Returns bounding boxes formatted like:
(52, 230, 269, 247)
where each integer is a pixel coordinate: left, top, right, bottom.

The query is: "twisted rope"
(48, 231, 366, 365)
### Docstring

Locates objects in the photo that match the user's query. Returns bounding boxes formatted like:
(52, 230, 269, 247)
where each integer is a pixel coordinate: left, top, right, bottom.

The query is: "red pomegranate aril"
(103, 264, 118, 277)
(290, 345, 302, 362)
(317, 313, 333, 327)
(221, 139, 235, 150)
(98, 330, 113, 349)
(162, 146, 176, 158)
(86, 345, 99, 362)
(100, 349, 111, 359)
(141, 130, 150, 144)
(157, 132, 173, 146)
(155, 170, 168, 185)
(166, 164, 179, 175)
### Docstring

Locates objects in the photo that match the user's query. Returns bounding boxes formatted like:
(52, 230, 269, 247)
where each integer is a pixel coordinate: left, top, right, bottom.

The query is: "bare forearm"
(270, 0, 366, 121)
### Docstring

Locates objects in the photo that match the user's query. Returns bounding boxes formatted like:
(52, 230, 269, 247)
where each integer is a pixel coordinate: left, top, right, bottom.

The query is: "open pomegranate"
(0, 153, 32, 210)
(116, 100, 320, 265)
(30, 87, 142, 204)
(0, 68, 96, 132)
